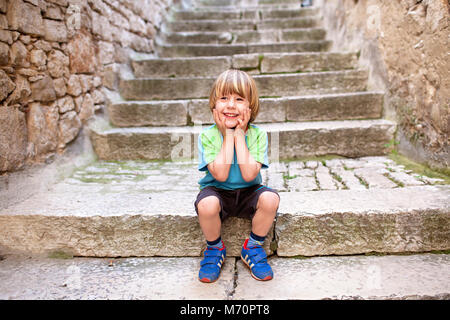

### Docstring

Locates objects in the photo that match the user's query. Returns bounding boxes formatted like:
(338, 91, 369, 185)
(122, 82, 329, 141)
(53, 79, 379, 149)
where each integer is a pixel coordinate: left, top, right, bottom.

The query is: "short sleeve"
(198, 130, 221, 171)
(247, 128, 269, 169)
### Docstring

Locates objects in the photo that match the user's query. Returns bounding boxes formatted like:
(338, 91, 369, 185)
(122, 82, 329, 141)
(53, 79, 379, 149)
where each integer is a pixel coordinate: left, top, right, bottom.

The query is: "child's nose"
(228, 97, 235, 107)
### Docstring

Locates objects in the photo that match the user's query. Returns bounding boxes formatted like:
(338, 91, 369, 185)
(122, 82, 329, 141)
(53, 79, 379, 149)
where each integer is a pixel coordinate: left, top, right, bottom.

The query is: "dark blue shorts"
(194, 184, 279, 221)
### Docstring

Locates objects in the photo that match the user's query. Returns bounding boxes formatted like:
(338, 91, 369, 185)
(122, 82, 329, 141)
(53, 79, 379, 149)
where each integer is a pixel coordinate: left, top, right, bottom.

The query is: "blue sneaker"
(198, 244, 226, 283)
(241, 239, 273, 281)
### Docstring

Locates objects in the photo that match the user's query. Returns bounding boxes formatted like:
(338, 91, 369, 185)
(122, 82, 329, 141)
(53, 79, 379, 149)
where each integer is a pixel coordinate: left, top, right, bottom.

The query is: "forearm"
(234, 129, 261, 182)
(208, 130, 235, 182)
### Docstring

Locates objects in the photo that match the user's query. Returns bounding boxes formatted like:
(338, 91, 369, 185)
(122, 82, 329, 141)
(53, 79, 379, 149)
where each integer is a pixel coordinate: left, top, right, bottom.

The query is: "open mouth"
(224, 113, 239, 118)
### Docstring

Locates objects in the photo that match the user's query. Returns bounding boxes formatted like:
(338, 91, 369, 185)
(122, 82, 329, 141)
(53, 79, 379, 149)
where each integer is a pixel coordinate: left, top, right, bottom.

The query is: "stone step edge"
(120, 68, 366, 82)
(153, 40, 332, 56)
(157, 27, 327, 43)
(107, 91, 384, 106)
(106, 91, 384, 126)
(118, 69, 368, 100)
(155, 39, 331, 49)
(170, 6, 318, 17)
(163, 16, 320, 25)
(131, 51, 357, 78)
(89, 117, 395, 135)
(132, 51, 352, 63)
(0, 186, 448, 258)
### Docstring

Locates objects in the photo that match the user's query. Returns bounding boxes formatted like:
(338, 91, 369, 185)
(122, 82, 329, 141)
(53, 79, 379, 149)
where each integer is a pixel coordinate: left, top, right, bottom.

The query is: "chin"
(225, 121, 238, 129)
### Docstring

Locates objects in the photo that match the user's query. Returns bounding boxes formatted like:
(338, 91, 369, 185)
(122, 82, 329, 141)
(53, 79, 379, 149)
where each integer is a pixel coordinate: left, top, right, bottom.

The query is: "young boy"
(194, 69, 280, 283)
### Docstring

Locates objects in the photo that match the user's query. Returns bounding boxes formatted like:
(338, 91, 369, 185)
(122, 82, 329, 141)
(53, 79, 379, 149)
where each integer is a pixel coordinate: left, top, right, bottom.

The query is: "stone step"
(191, 0, 301, 7)
(155, 40, 332, 57)
(192, 0, 300, 5)
(170, 7, 318, 21)
(159, 28, 326, 44)
(132, 52, 357, 78)
(1, 181, 448, 258)
(119, 70, 368, 101)
(107, 92, 384, 127)
(2, 253, 449, 299)
(88, 118, 395, 161)
(162, 17, 320, 32)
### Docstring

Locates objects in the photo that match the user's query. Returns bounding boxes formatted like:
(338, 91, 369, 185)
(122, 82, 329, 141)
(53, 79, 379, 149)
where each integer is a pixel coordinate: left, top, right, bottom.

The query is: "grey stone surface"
(234, 254, 450, 300)
(89, 117, 395, 161)
(0, 253, 448, 300)
(156, 40, 331, 58)
(1, 155, 448, 257)
(276, 185, 450, 256)
(163, 17, 318, 33)
(119, 70, 368, 101)
(108, 100, 189, 127)
(159, 28, 326, 45)
(132, 56, 231, 78)
(188, 92, 384, 125)
(170, 7, 317, 21)
(0, 255, 236, 300)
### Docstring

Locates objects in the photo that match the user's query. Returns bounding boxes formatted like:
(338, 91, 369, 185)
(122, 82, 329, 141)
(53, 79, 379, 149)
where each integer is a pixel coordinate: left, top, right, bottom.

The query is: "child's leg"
(251, 191, 279, 238)
(197, 196, 222, 242)
(197, 195, 225, 283)
(241, 190, 279, 281)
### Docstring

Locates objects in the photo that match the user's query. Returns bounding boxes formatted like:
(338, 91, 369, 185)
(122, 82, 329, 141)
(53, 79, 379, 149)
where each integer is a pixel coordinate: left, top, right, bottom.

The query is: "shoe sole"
(240, 254, 273, 281)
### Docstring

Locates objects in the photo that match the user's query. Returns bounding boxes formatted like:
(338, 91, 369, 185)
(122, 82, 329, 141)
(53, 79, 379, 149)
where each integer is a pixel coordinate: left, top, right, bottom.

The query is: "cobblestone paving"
(65, 156, 445, 193)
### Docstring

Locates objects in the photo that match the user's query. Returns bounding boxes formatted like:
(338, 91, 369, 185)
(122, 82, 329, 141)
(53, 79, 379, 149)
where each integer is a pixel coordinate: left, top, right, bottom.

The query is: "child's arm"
(207, 109, 235, 182)
(234, 108, 262, 182)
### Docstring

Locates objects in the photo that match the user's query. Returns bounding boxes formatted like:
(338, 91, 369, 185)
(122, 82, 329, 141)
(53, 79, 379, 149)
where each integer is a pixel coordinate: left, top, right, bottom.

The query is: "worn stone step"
(2, 253, 448, 300)
(88, 118, 395, 160)
(159, 28, 326, 44)
(0, 182, 448, 258)
(162, 17, 320, 32)
(276, 185, 450, 257)
(107, 92, 383, 127)
(120, 70, 368, 101)
(191, 0, 301, 7)
(170, 7, 318, 21)
(193, 0, 300, 5)
(190, 91, 384, 125)
(155, 40, 331, 57)
(132, 52, 357, 78)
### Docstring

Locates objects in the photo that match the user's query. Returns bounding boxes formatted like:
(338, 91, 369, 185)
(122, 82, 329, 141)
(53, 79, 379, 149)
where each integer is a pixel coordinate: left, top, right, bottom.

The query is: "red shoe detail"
(243, 238, 249, 250)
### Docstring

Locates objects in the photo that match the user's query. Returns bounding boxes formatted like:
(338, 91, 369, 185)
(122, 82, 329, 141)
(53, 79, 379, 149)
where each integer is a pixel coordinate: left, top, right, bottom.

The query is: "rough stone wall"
(319, 0, 449, 169)
(0, 0, 172, 173)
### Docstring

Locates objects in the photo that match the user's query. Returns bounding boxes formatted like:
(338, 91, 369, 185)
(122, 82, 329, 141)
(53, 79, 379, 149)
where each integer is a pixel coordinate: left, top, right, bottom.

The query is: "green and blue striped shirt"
(198, 124, 269, 190)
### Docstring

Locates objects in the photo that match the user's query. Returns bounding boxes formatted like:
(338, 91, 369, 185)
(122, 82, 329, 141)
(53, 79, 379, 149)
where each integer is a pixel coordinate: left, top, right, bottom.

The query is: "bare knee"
(197, 196, 220, 218)
(257, 192, 279, 213)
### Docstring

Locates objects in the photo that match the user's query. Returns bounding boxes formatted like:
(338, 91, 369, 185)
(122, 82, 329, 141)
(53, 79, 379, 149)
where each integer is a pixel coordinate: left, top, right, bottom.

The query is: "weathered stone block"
(108, 101, 188, 127)
(67, 31, 97, 73)
(58, 110, 81, 147)
(7, 0, 44, 36)
(276, 187, 450, 256)
(44, 19, 68, 42)
(26, 102, 59, 157)
(132, 56, 231, 78)
(30, 75, 56, 102)
(0, 106, 27, 172)
(0, 70, 15, 101)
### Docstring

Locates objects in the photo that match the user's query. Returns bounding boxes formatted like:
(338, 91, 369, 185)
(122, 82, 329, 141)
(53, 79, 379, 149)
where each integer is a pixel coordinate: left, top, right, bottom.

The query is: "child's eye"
(220, 97, 227, 100)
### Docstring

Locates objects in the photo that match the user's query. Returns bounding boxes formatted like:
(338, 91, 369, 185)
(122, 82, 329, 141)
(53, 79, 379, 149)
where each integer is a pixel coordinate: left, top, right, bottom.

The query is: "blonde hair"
(209, 69, 260, 123)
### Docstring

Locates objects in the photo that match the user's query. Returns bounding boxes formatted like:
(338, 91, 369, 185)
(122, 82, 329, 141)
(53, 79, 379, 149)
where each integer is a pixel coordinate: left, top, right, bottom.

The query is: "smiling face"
(209, 69, 260, 127)
(215, 93, 249, 129)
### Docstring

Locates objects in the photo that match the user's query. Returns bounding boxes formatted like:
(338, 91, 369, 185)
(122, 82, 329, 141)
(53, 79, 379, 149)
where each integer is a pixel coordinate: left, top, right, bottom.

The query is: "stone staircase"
(1, 0, 449, 299)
